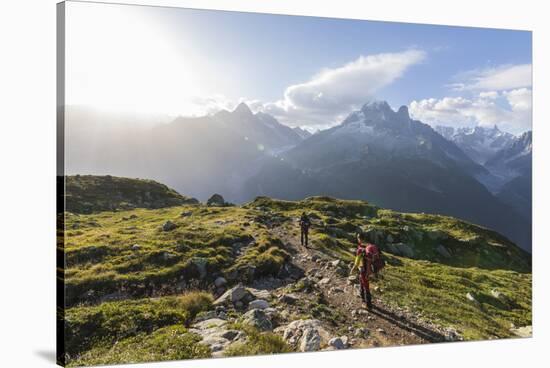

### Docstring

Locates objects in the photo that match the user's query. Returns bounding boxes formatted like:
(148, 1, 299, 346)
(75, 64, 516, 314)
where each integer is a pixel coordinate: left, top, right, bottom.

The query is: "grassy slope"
(64, 175, 198, 213)
(62, 180, 531, 365)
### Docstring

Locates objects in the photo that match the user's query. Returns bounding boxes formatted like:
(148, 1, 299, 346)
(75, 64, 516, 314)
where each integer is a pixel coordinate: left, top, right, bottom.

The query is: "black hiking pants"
(301, 227, 309, 246)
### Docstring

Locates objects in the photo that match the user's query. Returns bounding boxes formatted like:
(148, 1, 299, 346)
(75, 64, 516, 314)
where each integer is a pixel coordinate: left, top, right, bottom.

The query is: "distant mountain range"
(65, 101, 532, 251)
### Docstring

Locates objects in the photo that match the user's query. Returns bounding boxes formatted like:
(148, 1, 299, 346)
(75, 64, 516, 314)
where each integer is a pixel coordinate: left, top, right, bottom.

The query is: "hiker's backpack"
(365, 244, 385, 274)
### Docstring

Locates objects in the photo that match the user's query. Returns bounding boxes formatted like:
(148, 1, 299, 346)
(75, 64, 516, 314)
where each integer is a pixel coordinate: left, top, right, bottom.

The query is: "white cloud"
(257, 50, 426, 127)
(451, 64, 532, 91)
(409, 88, 532, 134)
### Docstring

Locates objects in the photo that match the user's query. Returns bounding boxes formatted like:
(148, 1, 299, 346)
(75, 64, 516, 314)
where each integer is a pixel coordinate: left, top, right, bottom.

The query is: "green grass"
(67, 325, 210, 367)
(375, 254, 531, 340)
(64, 205, 289, 305)
(223, 325, 292, 357)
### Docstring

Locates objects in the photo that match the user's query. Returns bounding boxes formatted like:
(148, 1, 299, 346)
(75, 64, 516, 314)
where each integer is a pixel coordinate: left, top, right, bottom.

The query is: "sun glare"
(65, 3, 206, 115)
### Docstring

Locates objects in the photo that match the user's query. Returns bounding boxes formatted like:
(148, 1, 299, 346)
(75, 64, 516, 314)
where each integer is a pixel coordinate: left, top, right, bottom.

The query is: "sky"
(65, 1, 532, 134)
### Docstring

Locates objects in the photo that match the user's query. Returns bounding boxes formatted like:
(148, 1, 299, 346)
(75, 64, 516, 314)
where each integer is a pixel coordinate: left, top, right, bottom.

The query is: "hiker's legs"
(301, 229, 304, 245)
(305, 229, 309, 246)
(359, 270, 372, 308)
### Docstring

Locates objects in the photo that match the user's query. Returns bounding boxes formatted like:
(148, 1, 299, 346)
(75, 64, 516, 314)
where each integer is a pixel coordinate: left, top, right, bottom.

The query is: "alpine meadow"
(58, 2, 532, 367)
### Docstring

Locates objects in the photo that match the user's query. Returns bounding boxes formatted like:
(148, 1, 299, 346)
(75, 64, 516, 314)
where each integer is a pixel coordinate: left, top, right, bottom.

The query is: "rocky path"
(271, 224, 449, 349)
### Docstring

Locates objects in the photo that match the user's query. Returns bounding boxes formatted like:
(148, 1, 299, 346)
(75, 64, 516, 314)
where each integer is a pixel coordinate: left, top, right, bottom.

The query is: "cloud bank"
(411, 64, 532, 134)
(258, 50, 426, 128)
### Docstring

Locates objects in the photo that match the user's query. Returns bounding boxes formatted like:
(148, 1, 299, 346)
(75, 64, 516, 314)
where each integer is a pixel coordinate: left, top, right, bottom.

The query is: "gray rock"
(191, 257, 208, 279)
(394, 243, 415, 258)
(318, 277, 331, 286)
(466, 292, 480, 306)
(192, 318, 227, 330)
(162, 220, 177, 232)
(240, 309, 273, 331)
(131, 244, 141, 251)
(249, 299, 270, 310)
(510, 325, 532, 338)
(347, 275, 358, 285)
(279, 293, 300, 305)
(180, 211, 193, 217)
(300, 328, 321, 352)
(214, 277, 227, 288)
(354, 327, 369, 338)
(330, 259, 341, 268)
(328, 337, 346, 349)
(213, 284, 249, 306)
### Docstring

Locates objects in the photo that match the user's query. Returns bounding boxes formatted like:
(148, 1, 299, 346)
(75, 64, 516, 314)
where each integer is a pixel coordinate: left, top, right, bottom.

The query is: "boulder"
(328, 337, 346, 349)
(131, 244, 141, 251)
(240, 309, 273, 331)
(279, 293, 300, 305)
(213, 284, 249, 306)
(249, 299, 270, 310)
(191, 257, 208, 279)
(394, 243, 414, 258)
(300, 328, 321, 352)
(162, 220, 177, 232)
(207, 194, 225, 207)
(214, 277, 227, 288)
(192, 318, 227, 330)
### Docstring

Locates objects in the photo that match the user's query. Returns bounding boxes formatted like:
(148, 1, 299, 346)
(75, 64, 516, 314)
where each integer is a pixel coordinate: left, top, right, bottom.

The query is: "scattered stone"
(354, 327, 369, 338)
(279, 293, 300, 305)
(249, 299, 270, 310)
(162, 220, 177, 232)
(240, 309, 273, 331)
(234, 301, 244, 309)
(213, 284, 250, 306)
(443, 327, 464, 342)
(180, 211, 193, 217)
(300, 328, 321, 352)
(191, 257, 208, 279)
(510, 325, 532, 338)
(376, 328, 386, 334)
(214, 277, 227, 288)
(318, 277, 331, 286)
(347, 275, 358, 285)
(192, 318, 227, 330)
(466, 292, 480, 306)
(131, 244, 141, 251)
(330, 260, 341, 268)
(329, 287, 344, 294)
(328, 337, 346, 349)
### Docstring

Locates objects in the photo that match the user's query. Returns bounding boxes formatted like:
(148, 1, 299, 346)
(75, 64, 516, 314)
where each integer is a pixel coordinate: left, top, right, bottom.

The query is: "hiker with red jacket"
(350, 233, 383, 309)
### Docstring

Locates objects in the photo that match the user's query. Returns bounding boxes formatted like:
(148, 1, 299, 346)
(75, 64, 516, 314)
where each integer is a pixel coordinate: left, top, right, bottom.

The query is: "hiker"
(299, 212, 311, 247)
(350, 233, 383, 309)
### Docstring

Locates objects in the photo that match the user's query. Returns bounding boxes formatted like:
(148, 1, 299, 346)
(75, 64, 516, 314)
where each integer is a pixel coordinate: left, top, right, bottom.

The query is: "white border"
(0, 0, 548, 367)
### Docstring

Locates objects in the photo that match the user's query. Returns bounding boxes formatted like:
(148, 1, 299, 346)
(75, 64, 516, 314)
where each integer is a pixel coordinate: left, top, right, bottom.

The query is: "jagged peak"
(397, 105, 410, 119)
(233, 102, 253, 116)
(361, 100, 392, 114)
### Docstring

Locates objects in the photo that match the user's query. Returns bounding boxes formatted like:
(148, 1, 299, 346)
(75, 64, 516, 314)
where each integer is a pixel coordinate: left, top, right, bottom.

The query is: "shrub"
(178, 291, 214, 320)
(223, 326, 291, 356)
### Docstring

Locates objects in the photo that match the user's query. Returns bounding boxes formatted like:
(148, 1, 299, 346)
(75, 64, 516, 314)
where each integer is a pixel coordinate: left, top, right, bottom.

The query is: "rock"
(328, 337, 346, 349)
(376, 328, 386, 334)
(207, 194, 225, 207)
(427, 229, 448, 241)
(347, 275, 358, 285)
(466, 292, 480, 306)
(192, 318, 227, 330)
(162, 220, 177, 232)
(240, 309, 273, 331)
(329, 287, 344, 294)
(131, 244, 141, 251)
(436, 244, 451, 258)
(213, 284, 249, 306)
(194, 310, 218, 323)
(99, 291, 129, 303)
(386, 234, 394, 243)
(300, 328, 321, 352)
(330, 259, 341, 268)
(354, 327, 369, 338)
(341, 336, 349, 346)
(393, 243, 414, 258)
(279, 293, 300, 305)
(249, 299, 270, 310)
(234, 301, 244, 309)
(490, 289, 506, 301)
(318, 277, 331, 286)
(180, 211, 193, 217)
(247, 287, 272, 300)
(510, 325, 532, 338)
(443, 327, 463, 342)
(214, 277, 227, 288)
